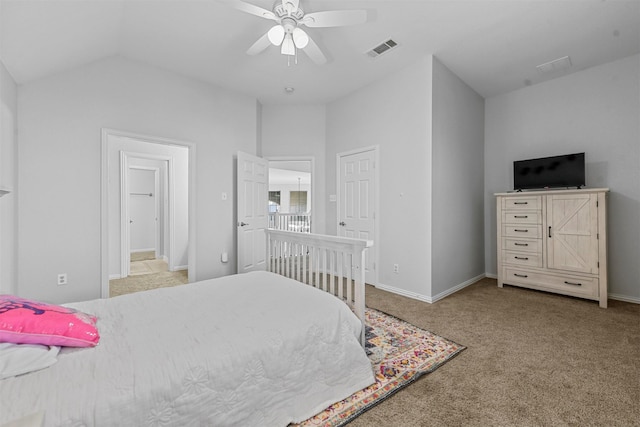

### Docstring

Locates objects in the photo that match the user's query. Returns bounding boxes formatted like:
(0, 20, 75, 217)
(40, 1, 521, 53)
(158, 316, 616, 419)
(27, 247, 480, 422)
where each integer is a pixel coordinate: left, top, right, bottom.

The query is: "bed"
(0, 231, 374, 426)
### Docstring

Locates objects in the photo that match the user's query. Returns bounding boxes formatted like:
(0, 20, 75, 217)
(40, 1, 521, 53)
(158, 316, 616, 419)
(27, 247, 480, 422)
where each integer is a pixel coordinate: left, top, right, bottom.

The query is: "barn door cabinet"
(496, 188, 608, 307)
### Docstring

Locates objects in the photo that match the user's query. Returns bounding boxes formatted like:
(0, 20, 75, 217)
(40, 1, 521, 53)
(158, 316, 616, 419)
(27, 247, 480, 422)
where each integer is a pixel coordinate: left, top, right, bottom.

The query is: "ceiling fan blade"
(231, 0, 276, 21)
(302, 10, 367, 28)
(302, 35, 327, 65)
(246, 32, 272, 56)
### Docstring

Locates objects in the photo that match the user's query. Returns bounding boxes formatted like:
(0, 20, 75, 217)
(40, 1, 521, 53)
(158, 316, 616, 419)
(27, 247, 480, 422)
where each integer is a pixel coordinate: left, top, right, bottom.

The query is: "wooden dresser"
(496, 188, 608, 307)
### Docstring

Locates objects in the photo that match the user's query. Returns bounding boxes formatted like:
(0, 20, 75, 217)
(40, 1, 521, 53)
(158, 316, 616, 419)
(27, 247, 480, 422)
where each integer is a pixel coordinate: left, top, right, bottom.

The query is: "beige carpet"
(129, 259, 171, 276)
(351, 278, 640, 426)
(130, 251, 156, 262)
(109, 263, 188, 298)
(109, 270, 188, 297)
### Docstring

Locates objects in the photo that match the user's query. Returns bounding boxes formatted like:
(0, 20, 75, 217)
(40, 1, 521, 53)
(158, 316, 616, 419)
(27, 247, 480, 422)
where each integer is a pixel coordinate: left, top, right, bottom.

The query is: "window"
(290, 191, 307, 213)
(268, 191, 281, 213)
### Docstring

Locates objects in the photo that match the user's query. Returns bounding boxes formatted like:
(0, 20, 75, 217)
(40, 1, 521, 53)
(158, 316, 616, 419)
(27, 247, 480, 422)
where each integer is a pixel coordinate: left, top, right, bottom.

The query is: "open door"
(237, 151, 268, 273)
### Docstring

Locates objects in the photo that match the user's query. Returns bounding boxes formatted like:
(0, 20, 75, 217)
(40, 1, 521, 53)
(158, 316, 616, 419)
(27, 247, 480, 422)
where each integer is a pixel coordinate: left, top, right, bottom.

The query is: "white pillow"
(0, 343, 60, 380)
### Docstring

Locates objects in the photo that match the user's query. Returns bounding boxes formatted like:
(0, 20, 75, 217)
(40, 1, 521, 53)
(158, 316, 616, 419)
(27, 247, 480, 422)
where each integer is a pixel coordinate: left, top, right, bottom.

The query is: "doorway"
(101, 129, 196, 298)
(236, 154, 315, 274)
(268, 158, 314, 233)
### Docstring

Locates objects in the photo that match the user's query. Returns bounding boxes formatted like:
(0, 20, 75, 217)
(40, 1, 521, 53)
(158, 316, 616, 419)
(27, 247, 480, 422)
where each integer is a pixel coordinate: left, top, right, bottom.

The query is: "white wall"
(0, 60, 17, 295)
(326, 56, 433, 298)
(18, 56, 257, 304)
(431, 57, 485, 298)
(261, 105, 326, 233)
(485, 54, 640, 301)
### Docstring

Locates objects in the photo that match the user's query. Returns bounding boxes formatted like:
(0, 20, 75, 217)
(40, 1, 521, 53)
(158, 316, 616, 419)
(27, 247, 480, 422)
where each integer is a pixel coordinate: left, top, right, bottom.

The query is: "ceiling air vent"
(366, 39, 398, 58)
(536, 56, 572, 73)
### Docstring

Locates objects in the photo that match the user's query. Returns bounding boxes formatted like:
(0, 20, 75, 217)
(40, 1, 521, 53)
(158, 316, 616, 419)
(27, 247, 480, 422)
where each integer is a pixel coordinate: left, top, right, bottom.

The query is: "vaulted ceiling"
(1, 0, 639, 104)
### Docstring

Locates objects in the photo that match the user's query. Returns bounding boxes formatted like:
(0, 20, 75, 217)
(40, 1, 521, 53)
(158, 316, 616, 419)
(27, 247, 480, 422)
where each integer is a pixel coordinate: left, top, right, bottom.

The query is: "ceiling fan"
(232, 0, 367, 65)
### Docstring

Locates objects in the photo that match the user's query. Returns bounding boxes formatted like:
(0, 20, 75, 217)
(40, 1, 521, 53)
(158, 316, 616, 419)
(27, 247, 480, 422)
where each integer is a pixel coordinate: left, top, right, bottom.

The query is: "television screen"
(514, 152, 585, 190)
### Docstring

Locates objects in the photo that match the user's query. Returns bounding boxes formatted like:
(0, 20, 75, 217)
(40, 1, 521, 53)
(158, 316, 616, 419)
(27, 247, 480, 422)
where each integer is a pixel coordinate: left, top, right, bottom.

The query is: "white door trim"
(101, 128, 197, 299)
(265, 156, 315, 233)
(336, 145, 380, 286)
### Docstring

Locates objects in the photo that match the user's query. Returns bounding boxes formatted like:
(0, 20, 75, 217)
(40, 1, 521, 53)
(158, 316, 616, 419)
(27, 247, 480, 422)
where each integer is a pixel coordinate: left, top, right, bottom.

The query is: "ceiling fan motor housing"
(274, 2, 304, 20)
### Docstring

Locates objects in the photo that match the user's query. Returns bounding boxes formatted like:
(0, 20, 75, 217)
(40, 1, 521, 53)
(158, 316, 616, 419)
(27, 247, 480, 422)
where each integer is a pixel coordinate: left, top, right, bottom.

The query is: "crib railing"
(266, 229, 372, 346)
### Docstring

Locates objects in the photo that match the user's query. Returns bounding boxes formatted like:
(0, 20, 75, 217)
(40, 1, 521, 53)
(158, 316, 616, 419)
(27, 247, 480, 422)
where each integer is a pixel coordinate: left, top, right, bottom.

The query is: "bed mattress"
(0, 271, 374, 426)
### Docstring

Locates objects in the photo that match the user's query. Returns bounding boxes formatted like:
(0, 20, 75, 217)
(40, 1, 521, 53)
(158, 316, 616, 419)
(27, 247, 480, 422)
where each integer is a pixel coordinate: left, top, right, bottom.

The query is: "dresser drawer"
(504, 238, 541, 254)
(504, 268, 599, 298)
(503, 225, 542, 238)
(503, 211, 541, 224)
(504, 196, 541, 210)
(503, 251, 542, 268)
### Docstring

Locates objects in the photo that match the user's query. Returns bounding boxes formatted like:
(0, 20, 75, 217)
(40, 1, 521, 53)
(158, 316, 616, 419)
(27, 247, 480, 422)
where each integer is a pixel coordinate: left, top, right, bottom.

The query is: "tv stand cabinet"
(495, 188, 608, 307)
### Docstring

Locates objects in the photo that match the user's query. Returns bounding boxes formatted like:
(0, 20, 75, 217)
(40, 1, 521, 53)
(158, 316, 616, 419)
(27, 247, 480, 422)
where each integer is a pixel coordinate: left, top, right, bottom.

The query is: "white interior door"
(129, 168, 157, 256)
(338, 148, 377, 284)
(237, 151, 268, 273)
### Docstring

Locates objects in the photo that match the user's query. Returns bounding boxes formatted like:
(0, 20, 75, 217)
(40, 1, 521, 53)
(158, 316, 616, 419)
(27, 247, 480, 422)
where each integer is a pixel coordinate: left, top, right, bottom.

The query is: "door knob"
(238, 222, 249, 227)
(339, 221, 346, 226)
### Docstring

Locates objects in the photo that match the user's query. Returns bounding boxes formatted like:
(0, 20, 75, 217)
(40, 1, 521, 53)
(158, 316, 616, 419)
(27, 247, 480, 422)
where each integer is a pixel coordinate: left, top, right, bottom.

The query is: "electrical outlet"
(393, 264, 399, 274)
(57, 273, 68, 286)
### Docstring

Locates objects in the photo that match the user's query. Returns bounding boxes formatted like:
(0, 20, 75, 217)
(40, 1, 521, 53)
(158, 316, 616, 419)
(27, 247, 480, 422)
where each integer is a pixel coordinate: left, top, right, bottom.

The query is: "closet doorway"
(101, 129, 196, 298)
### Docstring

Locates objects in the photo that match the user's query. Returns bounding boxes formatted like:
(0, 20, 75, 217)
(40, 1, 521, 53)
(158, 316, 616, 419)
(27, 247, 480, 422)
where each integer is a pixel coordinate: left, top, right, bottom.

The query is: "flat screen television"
(513, 152, 585, 190)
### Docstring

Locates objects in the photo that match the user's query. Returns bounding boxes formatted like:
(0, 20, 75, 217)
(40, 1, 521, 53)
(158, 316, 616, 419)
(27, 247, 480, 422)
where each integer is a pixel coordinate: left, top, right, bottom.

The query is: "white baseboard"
(162, 255, 168, 263)
(131, 248, 155, 253)
(431, 273, 486, 303)
(374, 282, 433, 303)
(608, 293, 640, 304)
(375, 273, 488, 304)
(109, 274, 121, 280)
(485, 272, 498, 279)
(172, 265, 188, 272)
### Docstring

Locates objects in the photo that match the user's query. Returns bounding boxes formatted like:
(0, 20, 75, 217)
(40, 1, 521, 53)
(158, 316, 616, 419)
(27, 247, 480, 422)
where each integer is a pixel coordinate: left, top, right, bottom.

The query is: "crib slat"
(346, 252, 353, 306)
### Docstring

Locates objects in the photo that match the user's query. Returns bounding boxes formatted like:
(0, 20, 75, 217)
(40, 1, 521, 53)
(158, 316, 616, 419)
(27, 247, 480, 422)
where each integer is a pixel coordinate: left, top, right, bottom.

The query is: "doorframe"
(120, 156, 166, 278)
(336, 145, 380, 286)
(101, 128, 197, 299)
(266, 156, 315, 233)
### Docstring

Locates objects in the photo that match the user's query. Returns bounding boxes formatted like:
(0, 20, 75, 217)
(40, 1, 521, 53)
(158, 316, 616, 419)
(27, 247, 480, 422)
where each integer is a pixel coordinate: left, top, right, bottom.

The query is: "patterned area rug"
(293, 308, 465, 427)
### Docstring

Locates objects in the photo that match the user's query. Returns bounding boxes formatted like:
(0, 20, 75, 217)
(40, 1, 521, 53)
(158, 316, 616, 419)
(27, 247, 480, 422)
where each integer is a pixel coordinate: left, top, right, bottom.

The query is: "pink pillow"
(0, 295, 100, 347)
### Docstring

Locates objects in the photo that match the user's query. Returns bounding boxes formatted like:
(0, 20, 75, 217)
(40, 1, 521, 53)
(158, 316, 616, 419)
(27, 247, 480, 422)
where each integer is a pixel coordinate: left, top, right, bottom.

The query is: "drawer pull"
(514, 215, 528, 218)
(514, 229, 528, 232)
(514, 273, 528, 278)
(514, 202, 528, 205)
(548, 226, 552, 238)
(514, 256, 529, 260)
(514, 242, 529, 247)
(564, 281, 582, 286)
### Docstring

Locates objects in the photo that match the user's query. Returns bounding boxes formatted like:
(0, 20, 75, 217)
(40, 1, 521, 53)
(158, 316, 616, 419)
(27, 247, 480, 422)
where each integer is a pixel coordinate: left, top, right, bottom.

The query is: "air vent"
(536, 56, 572, 73)
(366, 39, 398, 58)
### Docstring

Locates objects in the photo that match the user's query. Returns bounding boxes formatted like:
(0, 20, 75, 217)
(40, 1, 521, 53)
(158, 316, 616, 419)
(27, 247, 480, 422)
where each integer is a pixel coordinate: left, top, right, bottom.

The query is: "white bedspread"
(0, 271, 374, 426)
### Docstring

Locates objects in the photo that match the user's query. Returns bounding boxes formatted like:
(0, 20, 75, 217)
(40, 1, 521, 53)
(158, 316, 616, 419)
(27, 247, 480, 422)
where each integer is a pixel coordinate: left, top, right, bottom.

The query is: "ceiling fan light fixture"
(292, 27, 309, 48)
(267, 25, 285, 45)
(281, 34, 296, 55)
